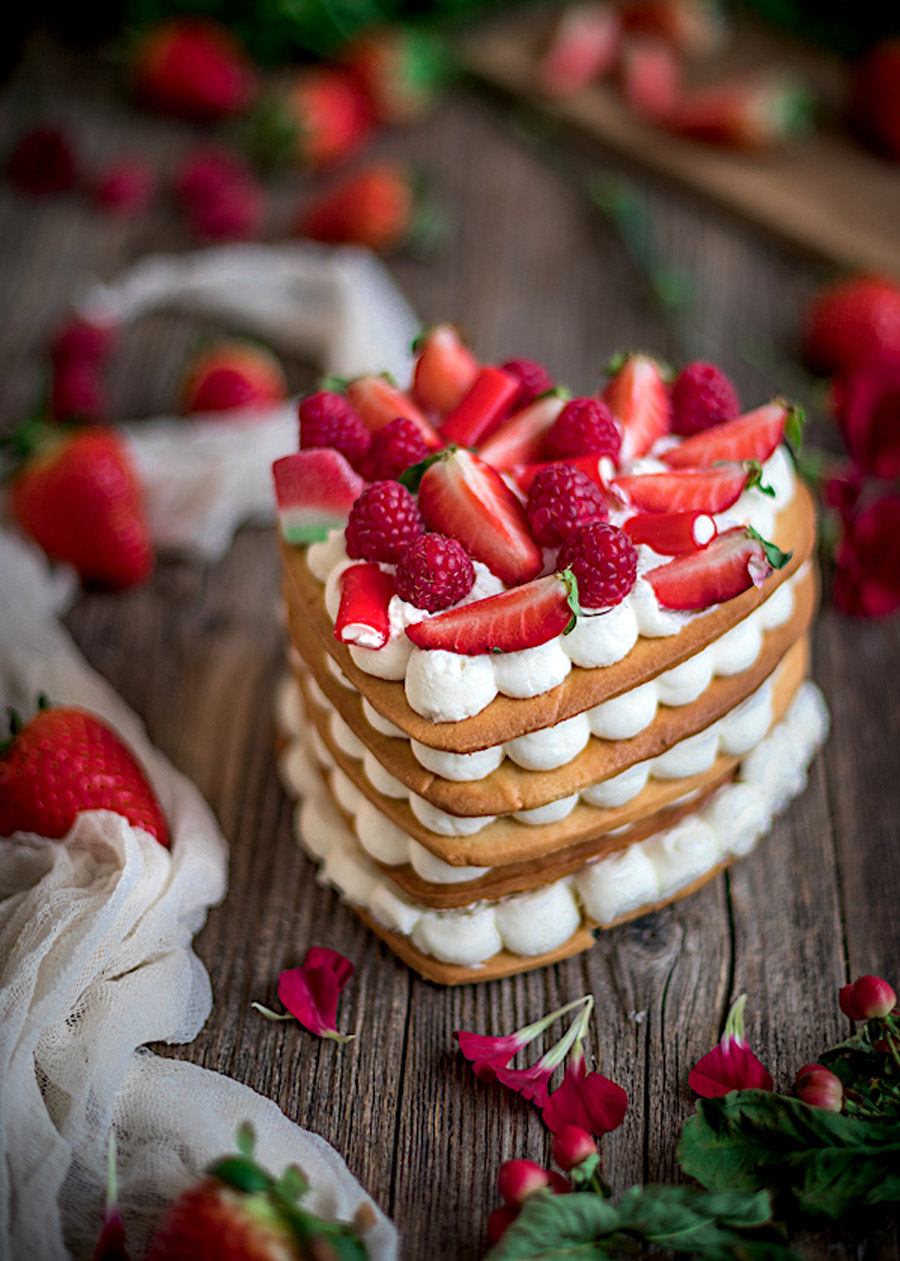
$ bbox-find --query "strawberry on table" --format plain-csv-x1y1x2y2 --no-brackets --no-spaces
478,393,567,469
620,37,682,123
272,449,366,544
805,275,900,375
0,700,169,846
335,563,396,649
343,26,448,124
666,74,812,150
440,365,520,447
10,426,153,588
602,352,671,460
412,324,480,419
624,509,717,554
417,447,543,586
536,2,621,97
663,400,799,468
347,374,439,448
130,18,257,122
182,341,287,416
646,525,790,609
280,68,373,169
613,461,768,513
294,162,416,254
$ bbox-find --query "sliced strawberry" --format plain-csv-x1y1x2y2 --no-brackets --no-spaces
417,447,543,586
412,324,480,419
478,393,567,469
346,374,441,448
602,353,670,460
620,37,682,123
624,510,716,554
406,572,577,654
646,525,790,609
508,453,607,494
612,461,766,513
335,562,396,649
666,75,811,151
440,365,520,447
537,2,622,96
663,400,798,468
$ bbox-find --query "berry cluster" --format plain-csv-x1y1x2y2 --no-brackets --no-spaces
486,1126,600,1245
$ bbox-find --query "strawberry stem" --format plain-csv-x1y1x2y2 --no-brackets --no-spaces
399,446,453,492
744,459,775,498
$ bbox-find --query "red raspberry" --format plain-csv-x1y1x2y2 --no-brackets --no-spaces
345,480,424,563
501,357,556,411
361,416,430,482
544,398,621,461
557,522,638,608
526,464,607,547
396,533,475,611
300,390,372,468
671,362,740,436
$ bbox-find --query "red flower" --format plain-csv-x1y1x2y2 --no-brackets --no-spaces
833,366,900,480
253,946,354,1042
542,1048,628,1137
832,495,900,618
455,995,591,1083
839,974,898,1021
688,994,774,1097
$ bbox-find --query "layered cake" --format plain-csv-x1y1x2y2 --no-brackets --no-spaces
272,331,828,984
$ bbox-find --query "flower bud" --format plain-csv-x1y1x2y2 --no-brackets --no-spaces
839,975,897,1021
486,1204,518,1244
547,1171,571,1195
795,1063,843,1113
551,1124,598,1172
497,1159,550,1207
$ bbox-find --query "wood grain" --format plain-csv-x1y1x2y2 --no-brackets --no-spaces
1,31,899,1260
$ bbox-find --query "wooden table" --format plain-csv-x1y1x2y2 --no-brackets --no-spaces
2,33,899,1260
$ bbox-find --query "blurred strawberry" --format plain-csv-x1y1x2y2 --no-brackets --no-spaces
182,341,287,415
294,162,419,253
174,147,250,206
131,18,257,122
343,26,449,123
832,365,900,480
7,126,79,195
284,68,373,168
620,0,727,55
620,37,682,122
806,275,900,374
51,317,118,366
832,494,900,618
852,40,900,162
9,426,153,588
92,158,156,217
667,74,813,150
51,359,108,423
537,3,621,96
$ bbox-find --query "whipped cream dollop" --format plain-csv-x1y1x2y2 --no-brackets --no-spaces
276,679,829,965
305,446,798,723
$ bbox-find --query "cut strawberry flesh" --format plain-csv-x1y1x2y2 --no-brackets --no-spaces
479,394,567,469
347,375,441,449
440,366,520,447
646,526,781,609
603,353,670,460
412,324,479,419
272,449,366,544
406,574,572,654
624,510,716,554
508,453,607,494
335,563,397,649
612,462,751,513
417,448,543,587
664,401,788,468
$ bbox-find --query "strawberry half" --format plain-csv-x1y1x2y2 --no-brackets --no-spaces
334,563,396,649
478,393,567,469
646,525,790,609
416,447,543,586
346,374,440,448
624,510,717,554
412,324,480,419
613,460,770,513
440,365,519,447
602,352,671,460
406,572,579,654
508,453,607,495
663,400,800,469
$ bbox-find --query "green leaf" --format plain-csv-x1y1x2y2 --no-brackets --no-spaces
744,460,776,498
678,1090,900,1222
746,526,791,571
209,1154,273,1195
783,403,805,451
398,448,450,492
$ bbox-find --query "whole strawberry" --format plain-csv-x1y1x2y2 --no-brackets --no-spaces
131,18,257,122
0,701,169,846
806,275,900,375
343,27,448,124
10,426,153,588
144,1126,368,1260
294,162,416,254
182,341,287,415
285,68,373,169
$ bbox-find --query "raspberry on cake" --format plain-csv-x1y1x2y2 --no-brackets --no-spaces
271,333,826,984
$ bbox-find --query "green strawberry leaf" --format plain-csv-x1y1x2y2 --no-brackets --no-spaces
559,567,584,632
784,403,806,452
746,526,792,570
744,459,776,498
209,1154,273,1195
678,1090,900,1222
399,447,451,492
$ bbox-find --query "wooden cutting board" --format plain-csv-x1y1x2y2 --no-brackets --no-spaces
460,8,900,277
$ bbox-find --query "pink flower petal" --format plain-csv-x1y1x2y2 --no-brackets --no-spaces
455,1030,522,1080
494,1061,555,1108
542,1052,628,1137
688,994,774,1097
263,946,355,1041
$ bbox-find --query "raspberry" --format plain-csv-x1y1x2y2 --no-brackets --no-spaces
345,480,424,563
544,398,621,461
671,362,740,436
300,390,372,468
396,533,475,611
501,357,556,410
557,522,638,608
361,416,430,482
526,464,607,547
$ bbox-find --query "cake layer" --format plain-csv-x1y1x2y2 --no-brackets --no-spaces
281,479,815,752
281,637,809,869
288,567,813,816
281,679,830,983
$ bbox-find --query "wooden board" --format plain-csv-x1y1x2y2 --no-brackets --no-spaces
460,8,900,278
